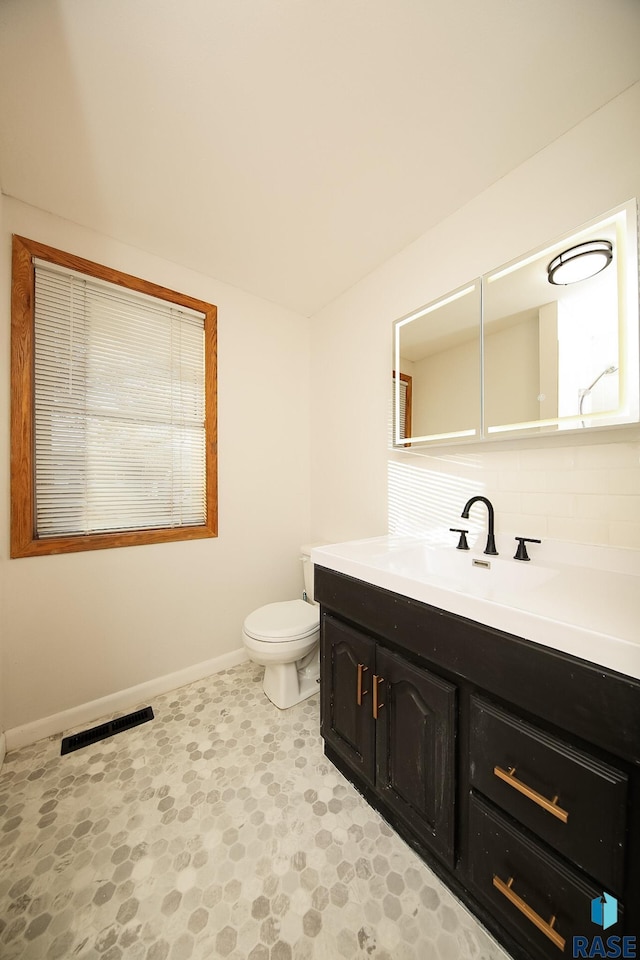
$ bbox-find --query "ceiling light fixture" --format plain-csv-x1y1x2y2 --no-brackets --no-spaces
547,239,613,285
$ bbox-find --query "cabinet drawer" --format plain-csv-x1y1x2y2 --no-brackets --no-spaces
467,795,622,960
469,696,627,893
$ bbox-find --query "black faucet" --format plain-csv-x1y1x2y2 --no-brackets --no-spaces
461,496,498,556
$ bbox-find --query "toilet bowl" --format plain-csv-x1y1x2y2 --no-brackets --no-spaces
242,547,321,709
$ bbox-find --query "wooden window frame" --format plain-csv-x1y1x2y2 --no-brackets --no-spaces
11,235,218,557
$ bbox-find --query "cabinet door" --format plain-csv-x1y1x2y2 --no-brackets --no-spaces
375,647,456,865
321,615,376,787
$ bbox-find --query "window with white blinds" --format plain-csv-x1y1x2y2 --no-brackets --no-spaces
392,372,412,444
397,376,408,441
11,235,217,557
34,261,207,536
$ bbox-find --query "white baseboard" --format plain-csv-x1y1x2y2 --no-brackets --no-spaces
0,732,6,773
5,648,249,753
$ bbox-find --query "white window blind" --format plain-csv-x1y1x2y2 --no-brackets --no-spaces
33,259,207,538
393,374,408,442
398,377,407,441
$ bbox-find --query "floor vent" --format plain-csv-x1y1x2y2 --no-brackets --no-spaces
60,706,154,756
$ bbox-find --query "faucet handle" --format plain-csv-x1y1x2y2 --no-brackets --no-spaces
450,528,470,550
514,537,542,561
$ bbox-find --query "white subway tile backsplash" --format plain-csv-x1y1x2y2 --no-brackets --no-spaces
518,446,576,471
478,449,524,472
604,469,640,495
520,469,632,498
491,490,522,516
498,470,549,493
574,494,640,524
572,441,640,470
571,494,604,520
499,515,548,545
525,491,574,517
390,435,640,549
547,516,610,544
608,521,640,549
547,468,638,495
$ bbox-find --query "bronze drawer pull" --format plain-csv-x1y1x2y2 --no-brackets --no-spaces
373,675,385,719
356,663,369,706
494,766,569,823
493,875,566,951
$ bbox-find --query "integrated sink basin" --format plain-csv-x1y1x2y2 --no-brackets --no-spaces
312,535,640,680
373,540,556,594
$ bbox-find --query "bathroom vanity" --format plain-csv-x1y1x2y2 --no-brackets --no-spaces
314,538,640,960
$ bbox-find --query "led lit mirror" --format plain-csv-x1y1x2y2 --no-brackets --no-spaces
393,280,481,445
483,199,639,436
392,200,638,447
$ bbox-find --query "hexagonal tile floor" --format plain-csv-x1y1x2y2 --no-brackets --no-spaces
0,661,511,959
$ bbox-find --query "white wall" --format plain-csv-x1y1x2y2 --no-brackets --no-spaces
412,337,479,438
484,316,540,429
1,198,311,736
311,82,640,550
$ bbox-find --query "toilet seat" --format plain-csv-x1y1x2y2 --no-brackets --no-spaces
243,599,319,643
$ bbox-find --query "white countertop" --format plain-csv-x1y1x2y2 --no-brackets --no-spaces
312,535,640,681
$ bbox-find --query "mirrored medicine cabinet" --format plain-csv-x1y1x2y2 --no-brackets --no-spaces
393,199,639,446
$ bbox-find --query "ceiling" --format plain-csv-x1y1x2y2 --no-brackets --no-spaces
1,0,639,317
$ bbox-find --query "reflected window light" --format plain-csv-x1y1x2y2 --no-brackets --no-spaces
387,459,484,538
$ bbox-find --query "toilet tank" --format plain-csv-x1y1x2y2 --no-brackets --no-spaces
300,543,324,603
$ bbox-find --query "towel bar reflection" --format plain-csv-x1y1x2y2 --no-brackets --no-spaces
356,663,369,706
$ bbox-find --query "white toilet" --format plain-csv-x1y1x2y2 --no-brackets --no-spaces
242,546,320,709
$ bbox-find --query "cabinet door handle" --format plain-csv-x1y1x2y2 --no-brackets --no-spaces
493,875,565,951
373,675,385,719
493,766,569,823
356,663,369,706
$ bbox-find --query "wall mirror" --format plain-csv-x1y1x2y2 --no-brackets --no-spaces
484,198,639,436
393,280,481,444
392,199,639,446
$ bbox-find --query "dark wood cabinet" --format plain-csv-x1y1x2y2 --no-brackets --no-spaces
468,696,628,896
316,564,640,960
374,646,455,866
321,615,375,786
467,795,608,960
321,614,456,866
